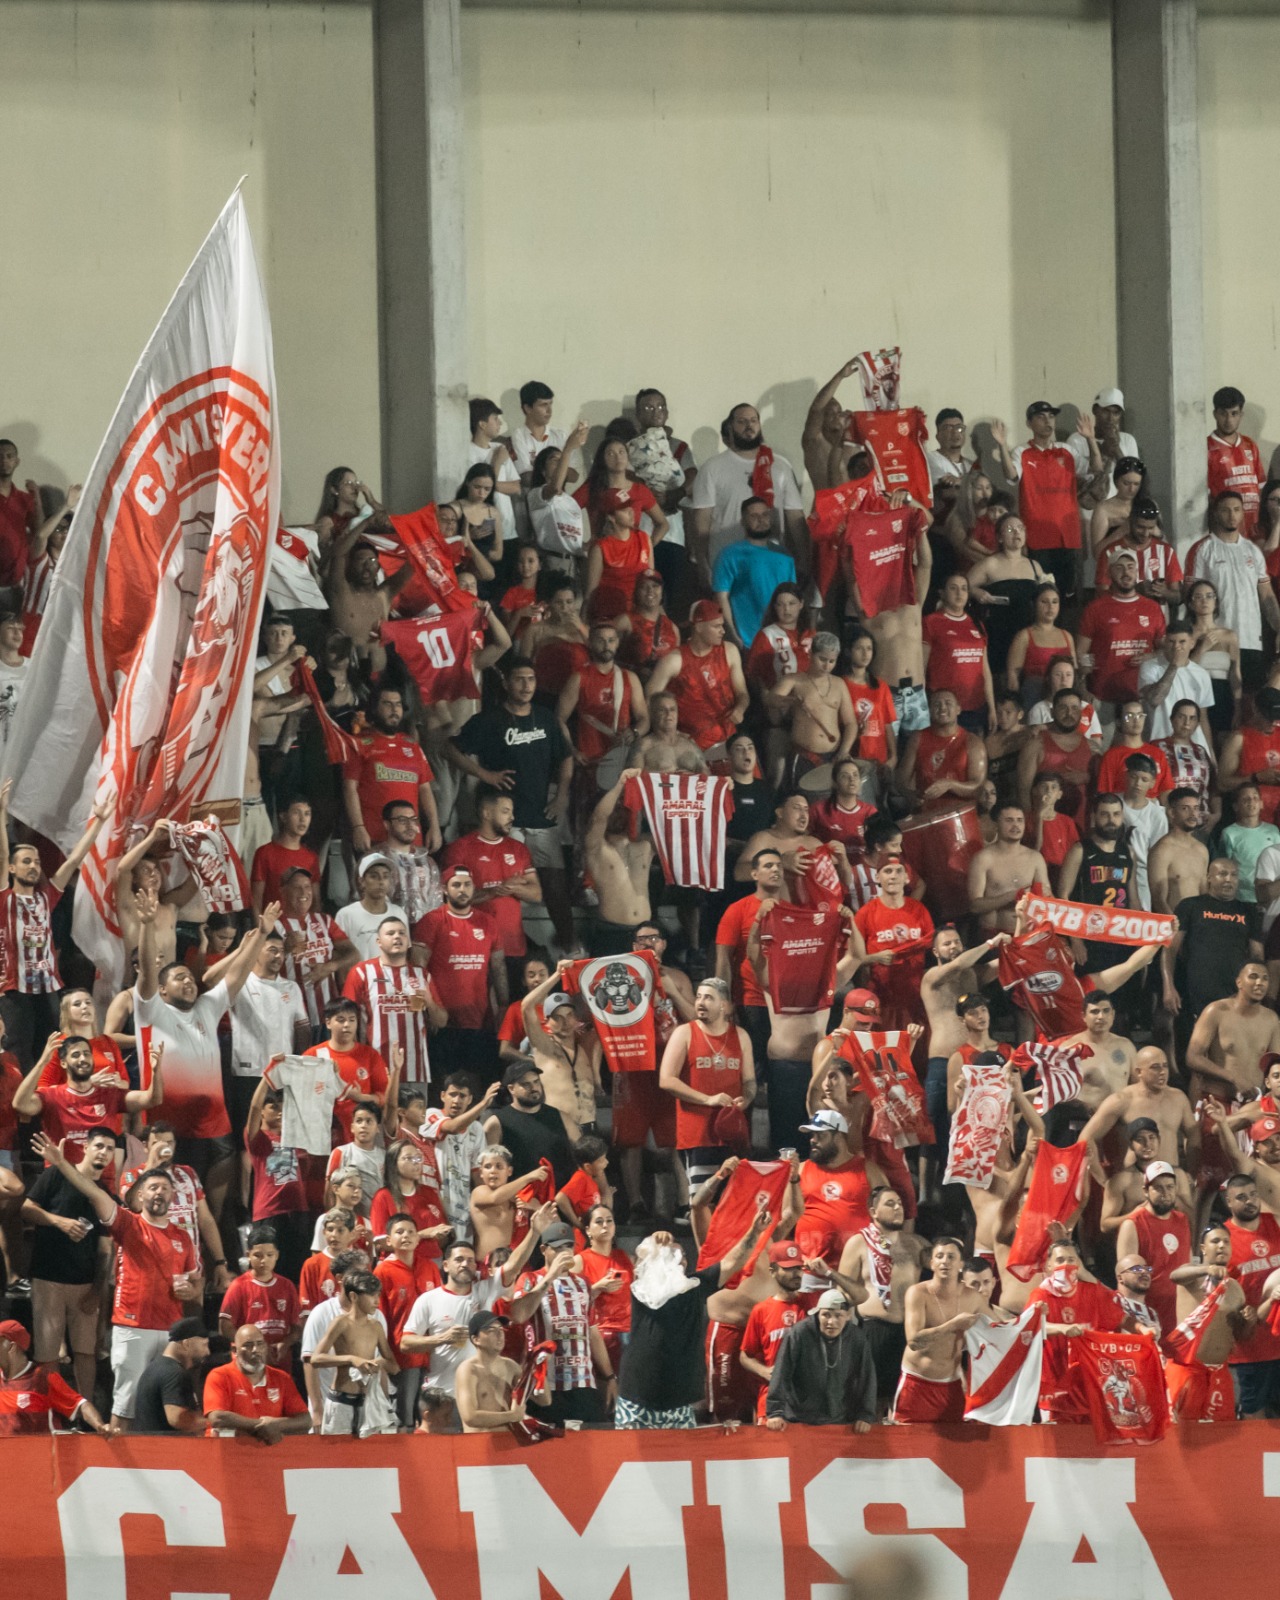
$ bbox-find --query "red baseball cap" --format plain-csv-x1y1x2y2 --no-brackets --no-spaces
768,1241,802,1266
0,1319,30,1351
690,599,723,625
843,988,880,1015
1251,1116,1280,1144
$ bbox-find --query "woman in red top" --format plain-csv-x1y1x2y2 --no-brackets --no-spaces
573,1204,634,1376
574,433,669,543
585,504,654,619
810,757,875,858
38,989,129,1088
843,628,898,769
371,1142,450,1264
746,583,815,689
498,543,543,640
1006,583,1076,706
942,471,998,571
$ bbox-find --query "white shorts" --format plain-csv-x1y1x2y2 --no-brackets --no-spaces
110,1325,169,1418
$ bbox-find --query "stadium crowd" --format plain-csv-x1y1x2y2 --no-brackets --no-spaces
3,365,1280,1441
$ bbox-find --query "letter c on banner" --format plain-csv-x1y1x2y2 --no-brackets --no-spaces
804,1458,968,1600
57,1467,227,1600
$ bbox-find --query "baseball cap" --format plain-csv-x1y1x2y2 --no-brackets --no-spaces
690,599,723,625
540,1221,576,1249
1143,1161,1176,1185
443,863,473,884
356,852,393,878
1026,400,1059,420
169,1317,208,1342
501,1059,541,1088
843,988,880,1016
637,568,663,585
543,992,574,1017
1094,388,1126,408
468,1309,510,1337
1250,1116,1280,1144
815,1289,849,1312
769,1241,802,1266
799,1108,850,1136
0,1319,30,1351
1108,546,1139,566
1126,1117,1159,1140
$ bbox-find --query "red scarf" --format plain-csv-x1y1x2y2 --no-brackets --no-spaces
387,505,473,614
749,445,775,506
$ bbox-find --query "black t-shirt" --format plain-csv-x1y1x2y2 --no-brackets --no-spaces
493,1103,574,1189
1176,894,1261,1006
133,1355,197,1434
726,778,776,846
618,1263,719,1411
453,707,569,830
27,1167,104,1285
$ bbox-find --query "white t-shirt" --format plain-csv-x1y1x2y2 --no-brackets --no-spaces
133,981,229,1139
0,657,26,748
1255,844,1280,934
509,424,568,479
419,1110,487,1232
468,440,520,544
404,1277,502,1394
335,901,409,961
230,972,308,1077
1135,655,1216,742
1066,429,1140,496
925,448,975,484
302,1297,388,1404
690,448,803,564
1121,798,1168,910
1186,535,1267,652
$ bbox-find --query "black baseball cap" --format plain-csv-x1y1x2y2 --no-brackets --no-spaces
1026,401,1060,420
501,1060,541,1088
169,1317,208,1342
1126,1118,1159,1140
468,1310,510,1337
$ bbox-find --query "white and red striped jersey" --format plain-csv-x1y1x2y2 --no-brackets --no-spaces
22,552,53,618
342,957,436,1084
1153,736,1214,804
623,772,734,891
280,911,346,1031
0,884,62,995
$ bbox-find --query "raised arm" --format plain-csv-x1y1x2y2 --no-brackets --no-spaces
221,902,283,1004
715,1206,772,1289
52,793,116,892
31,1133,117,1225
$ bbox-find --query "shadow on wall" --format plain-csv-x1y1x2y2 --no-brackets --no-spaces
0,423,69,505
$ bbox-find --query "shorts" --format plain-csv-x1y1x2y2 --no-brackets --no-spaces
612,1072,675,1149
890,1370,965,1424
110,1325,169,1418
33,1279,100,1362
862,1318,907,1406
176,1134,236,1179
680,1146,730,1187
891,682,929,735
322,1392,366,1436
1167,1359,1233,1423
706,1320,753,1422
1231,1358,1280,1418
513,825,565,871
614,1397,697,1430
587,918,639,958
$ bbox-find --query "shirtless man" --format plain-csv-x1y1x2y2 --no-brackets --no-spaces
455,1310,525,1433
326,524,415,663
584,769,652,951
920,928,1008,1172
733,792,852,905
1100,1117,1193,1232
309,1269,398,1435
897,688,987,813
1062,993,1137,1118
767,632,854,783
635,692,706,774
896,1237,1002,1422
1186,961,1280,1105
521,963,602,1132
469,1146,548,1258
1078,1046,1199,1171
838,1186,929,1413
966,802,1050,934
1148,788,1209,915
1165,1226,1245,1422
801,357,862,490
114,820,194,983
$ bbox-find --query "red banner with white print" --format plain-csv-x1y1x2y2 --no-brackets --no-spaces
1023,893,1176,946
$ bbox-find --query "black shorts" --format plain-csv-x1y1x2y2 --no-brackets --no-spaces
175,1134,236,1179
861,1317,907,1407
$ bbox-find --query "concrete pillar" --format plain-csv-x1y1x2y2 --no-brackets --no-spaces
373,0,468,509
1113,0,1205,551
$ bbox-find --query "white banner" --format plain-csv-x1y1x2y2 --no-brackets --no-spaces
3,187,279,982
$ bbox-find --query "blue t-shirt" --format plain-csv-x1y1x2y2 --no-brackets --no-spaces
710,541,797,645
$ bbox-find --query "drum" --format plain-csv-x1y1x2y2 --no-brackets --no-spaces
797,761,834,797
898,803,983,921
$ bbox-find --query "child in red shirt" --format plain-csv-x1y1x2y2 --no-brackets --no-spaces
555,1135,612,1240
218,1225,302,1366
375,1212,443,1429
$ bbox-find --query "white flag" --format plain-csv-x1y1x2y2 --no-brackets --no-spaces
963,1303,1045,1425
3,188,279,982
268,525,327,611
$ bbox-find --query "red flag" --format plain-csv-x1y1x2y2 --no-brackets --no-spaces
695,1157,789,1288
797,843,845,910
562,950,661,1075
840,1029,933,1150
382,610,482,703
757,903,844,1015
1166,1276,1228,1364
1006,1141,1090,1282
387,505,473,614
292,660,361,766
1074,1329,1170,1444
165,816,251,914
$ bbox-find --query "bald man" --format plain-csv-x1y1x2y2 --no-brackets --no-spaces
1077,1047,1199,1172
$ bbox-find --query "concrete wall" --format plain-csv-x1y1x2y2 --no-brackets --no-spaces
2,0,380,519
462,7,1117,477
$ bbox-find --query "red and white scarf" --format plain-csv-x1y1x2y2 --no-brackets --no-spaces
166,817,251,913
861,1224,894,1310
854,348,902,412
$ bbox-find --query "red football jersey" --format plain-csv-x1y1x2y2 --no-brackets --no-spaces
109,1205,200,1331
998,927,1091,1037
922,610,988,711
1079,593,1166,702
250,841,321,907
342,730,434,842
40,1082,128,1163
714,894,767,1009
413,906,500,1030
844,507,924,617
375,1254,442,1364
371,1183,447,1262
1017,444,1079,551
758,903,843,1016
219,1272,301,1347
1208,432,1263,522
441,831,534,957
844,677,896,765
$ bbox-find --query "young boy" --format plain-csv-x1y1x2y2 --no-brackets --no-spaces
244,1078,311,1283
326,1102,385,1209
305,998,389,1143
309,1269,399,1436
422,1071,499,1234
470,1145,548,1258
299,1208,356,1312
1026,770,1078,873
218,1224,302,1367
455,1309,526,1433
555,1135,612,1230
375,1212,442,1431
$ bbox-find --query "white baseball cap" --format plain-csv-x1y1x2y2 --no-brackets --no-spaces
357,852,393,878
1143,1160,1176,1185
800,1109,850,1136
1095,388,1126,408
816,1289,850,1312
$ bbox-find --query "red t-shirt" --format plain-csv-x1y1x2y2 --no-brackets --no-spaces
1026,811,1079,870
41,1082,128,1163
557,1168,600,1223
219,1272,301,1347
1079,593,1166,703
0,484,35,587
741,1291,820,1415
715,894,768,1009
0,1054,23,1150
0,1364,85,1435
1018,444,1080,551
852,895,934,1025
573,479,659,539
109,1204,200,1330
375,1254,442,1363
809,799,875,857
844,678,896,765
844,507,923,616
342,731,434,842
441,831,534,958
1094,741,1173,798
413,905,500,1030
1027,1273,1125,1403
299,1250,342,1313
245,1127,308,1219
250,841,320,906
497,998,526,1045
758,902,843,1016
1207,433,1263,522
577,1246,634,1338
202,1362,308,1428
922,610,989,711
370,1183,447,1262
